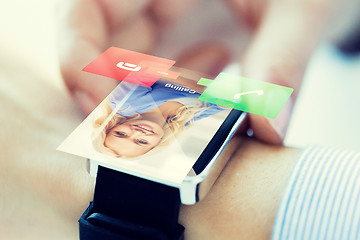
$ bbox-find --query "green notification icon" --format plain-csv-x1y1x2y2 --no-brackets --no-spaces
198,72,294,119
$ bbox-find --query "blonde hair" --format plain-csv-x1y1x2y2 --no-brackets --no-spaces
92,99,210,158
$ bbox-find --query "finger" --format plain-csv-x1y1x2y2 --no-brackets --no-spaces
96,0,151,31
108,15,157,51
224,0,267,30
58,0,150,43
60,17,157,115
175,42,231,78
241,1,339,144
58,0,153,114
149,0,197,27
164,43,231,94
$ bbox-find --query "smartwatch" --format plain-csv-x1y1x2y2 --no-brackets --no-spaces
56,46,292,239
58,47,292,239
79,109,247,240
55,48,249,239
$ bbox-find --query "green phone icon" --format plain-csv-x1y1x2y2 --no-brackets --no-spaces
198,72,293,119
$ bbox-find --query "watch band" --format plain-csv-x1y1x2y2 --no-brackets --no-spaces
79,165,184,240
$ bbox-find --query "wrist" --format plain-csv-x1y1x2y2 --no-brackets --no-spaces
179,136,301,239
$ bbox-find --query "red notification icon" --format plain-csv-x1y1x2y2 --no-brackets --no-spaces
82,47,176,87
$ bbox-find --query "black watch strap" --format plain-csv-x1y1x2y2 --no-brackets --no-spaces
79,166,184,240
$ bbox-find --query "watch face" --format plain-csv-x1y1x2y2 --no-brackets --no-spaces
58,78,233,187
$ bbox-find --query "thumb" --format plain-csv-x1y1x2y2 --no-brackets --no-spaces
242,1,335,144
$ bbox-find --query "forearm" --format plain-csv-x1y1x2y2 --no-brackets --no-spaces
179,137,301,240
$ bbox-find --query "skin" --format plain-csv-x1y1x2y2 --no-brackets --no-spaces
58,0,345,145
104,100,184,157
180,138,300,240
3,0,356,236
1,48,301,239
105,120,164,157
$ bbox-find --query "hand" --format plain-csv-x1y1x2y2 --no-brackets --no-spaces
58,0,230,115
58,0,343,145
225,0,342,144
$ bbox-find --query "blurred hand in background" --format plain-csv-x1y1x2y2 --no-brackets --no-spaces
225,0,344,143
58,0,345,144
58,0,229,114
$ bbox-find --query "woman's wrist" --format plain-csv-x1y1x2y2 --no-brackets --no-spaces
180,136,301,239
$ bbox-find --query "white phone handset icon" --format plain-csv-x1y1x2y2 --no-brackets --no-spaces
233,90,264,100
116,62,142,72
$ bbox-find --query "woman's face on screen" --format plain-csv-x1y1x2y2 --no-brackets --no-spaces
104,120,164,157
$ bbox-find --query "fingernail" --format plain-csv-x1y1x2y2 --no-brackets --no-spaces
268,96,294,139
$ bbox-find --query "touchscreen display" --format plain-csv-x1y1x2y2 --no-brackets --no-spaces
58,78,232,187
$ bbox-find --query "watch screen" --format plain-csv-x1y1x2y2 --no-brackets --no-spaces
58,78,232,187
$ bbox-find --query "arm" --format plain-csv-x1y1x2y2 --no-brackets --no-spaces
180,137,301,239
0,35,303,238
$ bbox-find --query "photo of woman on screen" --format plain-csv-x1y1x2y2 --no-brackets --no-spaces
92,80,225,158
